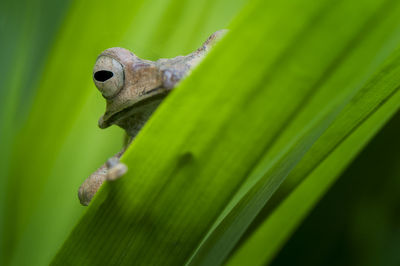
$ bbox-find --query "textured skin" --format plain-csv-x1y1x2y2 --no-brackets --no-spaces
78,30,227,205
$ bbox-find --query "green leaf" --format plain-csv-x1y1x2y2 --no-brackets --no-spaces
51,0,400,265
226,50,400,266
2,0,245,265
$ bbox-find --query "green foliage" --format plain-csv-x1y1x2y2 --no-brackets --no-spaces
1,0,400,265
270,113,400,266
226,51,400,266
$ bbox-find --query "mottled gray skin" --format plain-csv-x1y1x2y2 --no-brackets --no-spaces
78,30,227,206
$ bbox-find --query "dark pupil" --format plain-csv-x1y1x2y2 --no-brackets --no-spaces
94,70,114,82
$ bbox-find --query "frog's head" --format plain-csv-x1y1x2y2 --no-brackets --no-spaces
93,47,170,130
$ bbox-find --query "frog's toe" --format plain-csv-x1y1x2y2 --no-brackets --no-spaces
78,169,107,206
107,162,128,181
203,29,228,49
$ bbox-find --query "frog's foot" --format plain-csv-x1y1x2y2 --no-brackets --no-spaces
78,158,127,206
78,166,108,206
106,157,128,181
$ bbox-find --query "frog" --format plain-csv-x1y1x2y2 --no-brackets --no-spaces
78,30,227,206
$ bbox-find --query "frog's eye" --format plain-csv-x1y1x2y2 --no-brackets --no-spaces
93,56,124,98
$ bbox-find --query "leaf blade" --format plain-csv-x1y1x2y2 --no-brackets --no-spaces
52,0,400,265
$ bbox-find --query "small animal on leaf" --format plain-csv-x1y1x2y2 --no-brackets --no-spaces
78,30,227,206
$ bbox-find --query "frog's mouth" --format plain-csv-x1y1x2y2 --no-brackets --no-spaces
98,89,169,129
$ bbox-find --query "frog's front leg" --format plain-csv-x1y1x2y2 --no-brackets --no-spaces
78,149,127,206
159,30,228,89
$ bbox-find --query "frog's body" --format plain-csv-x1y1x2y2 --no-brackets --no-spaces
78,30,227,206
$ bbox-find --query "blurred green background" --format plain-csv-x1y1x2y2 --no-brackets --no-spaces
1,0,399,265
